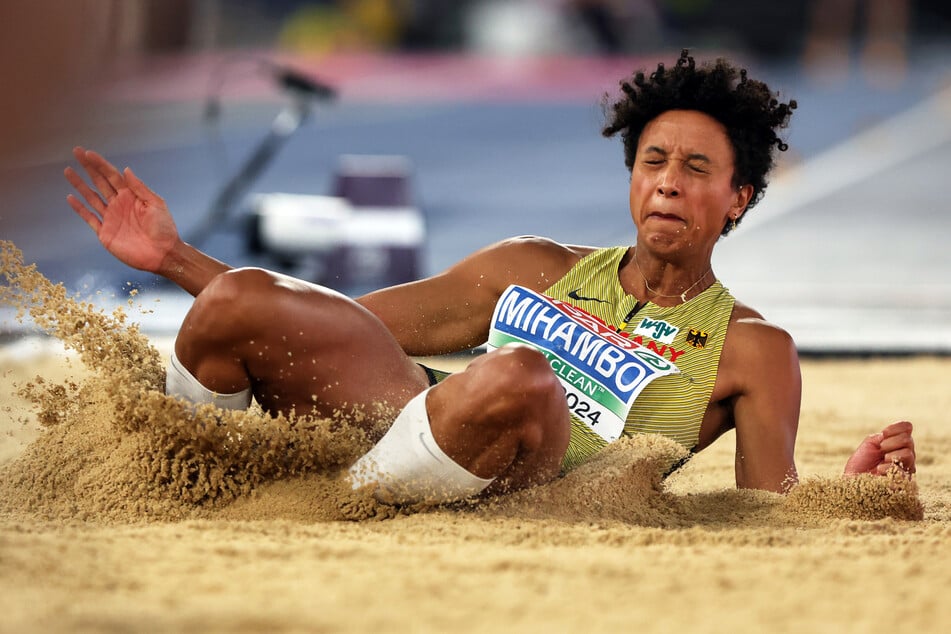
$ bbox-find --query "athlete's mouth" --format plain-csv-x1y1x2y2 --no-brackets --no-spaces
647,211,686,223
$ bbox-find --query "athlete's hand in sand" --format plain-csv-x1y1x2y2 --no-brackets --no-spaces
843,421,916,477
65,147,180,274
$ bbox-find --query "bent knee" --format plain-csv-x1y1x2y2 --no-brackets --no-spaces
183,268,277,340
485,346,569,454
200,267,275,303
484,344,561,397
467,345,567,433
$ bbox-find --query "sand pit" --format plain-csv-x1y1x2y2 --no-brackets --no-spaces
2,239,950,632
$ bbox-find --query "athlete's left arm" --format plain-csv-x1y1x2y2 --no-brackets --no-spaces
726,312,917,493
724,314,802,493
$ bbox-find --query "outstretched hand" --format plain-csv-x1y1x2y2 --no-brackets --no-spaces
844,421,916,477
65,147,181,273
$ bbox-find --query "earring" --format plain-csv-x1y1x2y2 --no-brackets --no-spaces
731,216,737,232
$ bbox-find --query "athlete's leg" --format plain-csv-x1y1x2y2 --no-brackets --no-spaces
426,343,570,493
172,267,429,422
174,269,568,499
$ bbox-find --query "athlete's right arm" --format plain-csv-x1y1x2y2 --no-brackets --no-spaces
358,236,586,357
64,147,585,353
65,147,229,297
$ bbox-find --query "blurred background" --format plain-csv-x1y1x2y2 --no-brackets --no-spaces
2,0,950,352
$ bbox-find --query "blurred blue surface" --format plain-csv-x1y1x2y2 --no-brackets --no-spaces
2,49,950,351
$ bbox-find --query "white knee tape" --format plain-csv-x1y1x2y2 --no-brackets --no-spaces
348,387,494,505
166,352,252,411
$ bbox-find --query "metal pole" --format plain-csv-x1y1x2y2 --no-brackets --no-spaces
186,97,311,248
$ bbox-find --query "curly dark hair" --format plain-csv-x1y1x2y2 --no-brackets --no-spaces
602,49,796,234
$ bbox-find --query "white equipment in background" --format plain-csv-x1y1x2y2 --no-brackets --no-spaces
245,154,425,289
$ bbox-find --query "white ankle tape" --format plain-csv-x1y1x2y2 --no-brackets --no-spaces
348,387,494,505
166,352,252,410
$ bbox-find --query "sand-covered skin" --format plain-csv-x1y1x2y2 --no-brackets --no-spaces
2,239,950,632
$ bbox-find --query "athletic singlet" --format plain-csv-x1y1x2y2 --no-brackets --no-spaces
420,246,736,472
544,247,735,470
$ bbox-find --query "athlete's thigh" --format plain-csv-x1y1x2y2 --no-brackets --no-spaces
238,274,429,420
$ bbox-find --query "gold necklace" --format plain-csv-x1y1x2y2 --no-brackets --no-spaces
633,249,713,304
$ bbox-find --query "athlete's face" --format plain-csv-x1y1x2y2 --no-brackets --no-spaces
629,110,752,257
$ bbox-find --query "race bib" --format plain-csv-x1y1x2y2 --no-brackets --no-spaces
487,285,679,442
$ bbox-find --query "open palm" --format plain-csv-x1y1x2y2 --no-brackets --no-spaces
65,147,180,273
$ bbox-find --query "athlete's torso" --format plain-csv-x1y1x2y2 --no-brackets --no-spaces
544,246,736,470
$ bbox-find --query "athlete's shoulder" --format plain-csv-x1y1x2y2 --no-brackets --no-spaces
727,299,798,357
717,298,800,403
477,236,597,290
491,235,596,259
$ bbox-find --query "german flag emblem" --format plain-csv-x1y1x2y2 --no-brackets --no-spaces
686,328,708,349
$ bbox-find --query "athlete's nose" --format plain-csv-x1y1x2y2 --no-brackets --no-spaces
657,168,681,197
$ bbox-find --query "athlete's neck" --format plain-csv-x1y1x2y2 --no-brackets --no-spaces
620,246,715,305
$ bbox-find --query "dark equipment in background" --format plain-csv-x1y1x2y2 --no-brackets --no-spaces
195,57,426,292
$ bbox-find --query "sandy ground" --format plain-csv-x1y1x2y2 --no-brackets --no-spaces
1,243,950,633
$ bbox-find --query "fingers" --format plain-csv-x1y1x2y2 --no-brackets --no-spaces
880,431,914,454
861,431,885,449
65,146,125,236
848,421,917,477
66,193,102,234
124,167,164,205
875,421,916,475
881,420,915,473
64,165,106,214
882,420,913,438
84,149,126,193
876,447,916,475
879,426,916,474
65,159,106,234
72,146,120,199
68,147,163,210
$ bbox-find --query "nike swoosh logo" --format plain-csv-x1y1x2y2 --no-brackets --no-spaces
567,289,611,304
419,433,445,464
